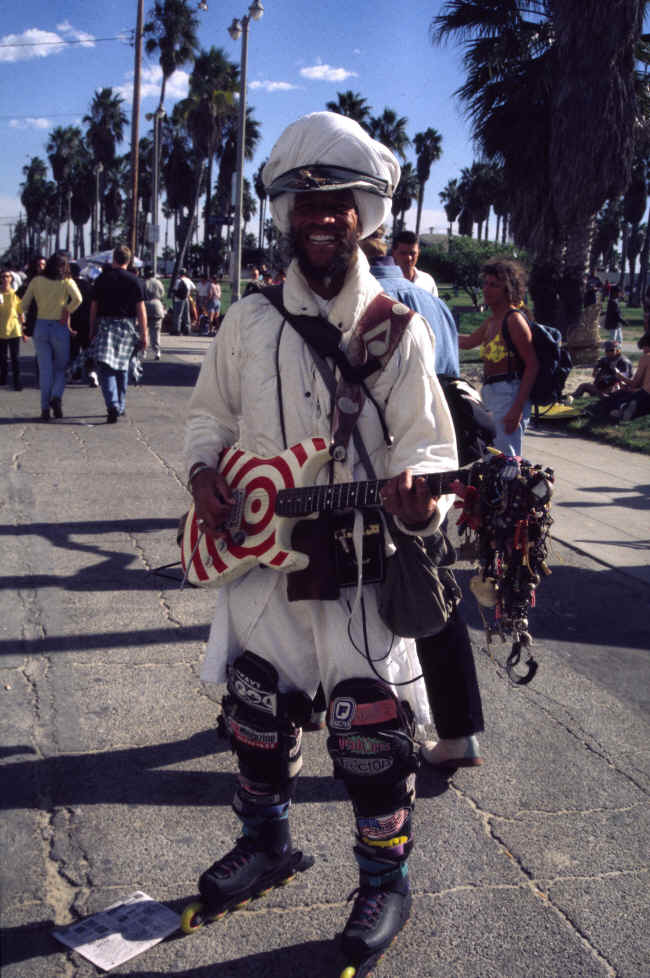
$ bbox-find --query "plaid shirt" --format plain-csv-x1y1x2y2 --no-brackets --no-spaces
91,317,140,371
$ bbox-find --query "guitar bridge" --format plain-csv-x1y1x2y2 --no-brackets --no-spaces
225,489,246,545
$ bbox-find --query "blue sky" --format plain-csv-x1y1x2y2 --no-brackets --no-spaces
0,0,477,254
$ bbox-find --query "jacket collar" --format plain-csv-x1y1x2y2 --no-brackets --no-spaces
282,248,383,337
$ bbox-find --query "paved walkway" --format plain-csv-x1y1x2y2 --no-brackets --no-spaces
1,338,648,978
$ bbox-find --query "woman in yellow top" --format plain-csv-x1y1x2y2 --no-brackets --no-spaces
21,254,82,421
0,270,26,390
459,259,538,456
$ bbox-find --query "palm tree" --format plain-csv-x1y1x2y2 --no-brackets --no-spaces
84,88,128,245
432,0,646,333
439,178,463,236
325,90,372,131
458,162,494,240
170,47,239,286
413,127,442,236
144,0,200,262
46,126,85,251
188,47,239,257
214,106,261,250
254,159,268,250
20,157,54,256
548,0,644,325
391,163,419,237
144,0,200,113
369,108,410,162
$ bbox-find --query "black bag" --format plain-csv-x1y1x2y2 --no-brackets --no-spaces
502,311,572,407
439,376,495,465
378,525,460,638
175,278,189,300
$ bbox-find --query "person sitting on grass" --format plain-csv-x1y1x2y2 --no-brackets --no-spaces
608,332,650,421
573,340,632,399
587,332,650,422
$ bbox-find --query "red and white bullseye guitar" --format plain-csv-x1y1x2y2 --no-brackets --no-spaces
180,437,462,588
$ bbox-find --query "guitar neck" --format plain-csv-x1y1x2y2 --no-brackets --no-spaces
275,469,464,518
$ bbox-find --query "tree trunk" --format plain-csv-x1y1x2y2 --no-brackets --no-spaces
637,216,650,308
561,216,595,338
169,164,206,296
204,154,213,274
415,185,424,237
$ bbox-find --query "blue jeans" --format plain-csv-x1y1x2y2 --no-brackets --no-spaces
482,378,531,457
97,362,129,415
33,319,70,410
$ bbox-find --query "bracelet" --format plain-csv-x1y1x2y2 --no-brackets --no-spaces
187,462,211,491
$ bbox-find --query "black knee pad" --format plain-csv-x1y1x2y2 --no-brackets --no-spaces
221,650,311,791
326,678,418,818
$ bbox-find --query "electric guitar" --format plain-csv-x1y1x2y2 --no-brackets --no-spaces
180,437,466,588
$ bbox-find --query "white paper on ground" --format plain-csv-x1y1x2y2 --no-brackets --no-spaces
53,891,180,971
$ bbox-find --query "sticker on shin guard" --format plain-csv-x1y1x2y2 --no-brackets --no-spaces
223,651,304,785
326,678,418,788
357,809,410,842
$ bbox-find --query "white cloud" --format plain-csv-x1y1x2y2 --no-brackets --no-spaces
117,64,190,104
57,21,95,47
250,80,299,92
0,24,95,62
9,117,51,130
300,64,358,83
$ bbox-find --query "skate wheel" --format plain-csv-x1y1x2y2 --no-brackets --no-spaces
340,968,357,978
180,901,205,933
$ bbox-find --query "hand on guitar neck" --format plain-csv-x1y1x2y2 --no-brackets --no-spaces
381,469,439,530
191,467,234,538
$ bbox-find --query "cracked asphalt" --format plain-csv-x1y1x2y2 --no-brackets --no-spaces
1,336,648,977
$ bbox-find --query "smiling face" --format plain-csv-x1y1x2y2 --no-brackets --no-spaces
289,189,360,292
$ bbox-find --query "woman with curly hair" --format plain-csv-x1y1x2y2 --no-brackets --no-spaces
459,258,538,456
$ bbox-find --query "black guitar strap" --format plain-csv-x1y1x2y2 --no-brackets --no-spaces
261,285,378,479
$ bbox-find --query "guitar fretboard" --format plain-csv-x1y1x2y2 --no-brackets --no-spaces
275,471,462,517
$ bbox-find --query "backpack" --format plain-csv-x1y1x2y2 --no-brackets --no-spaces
175,278,189,300
439,376,495,466
502,310,572,407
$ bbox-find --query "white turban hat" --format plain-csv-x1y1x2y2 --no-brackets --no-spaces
263,111,400,236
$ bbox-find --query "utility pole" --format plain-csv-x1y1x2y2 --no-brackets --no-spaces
129,0,144,257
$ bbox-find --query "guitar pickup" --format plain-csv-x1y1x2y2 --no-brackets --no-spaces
225,489,246,544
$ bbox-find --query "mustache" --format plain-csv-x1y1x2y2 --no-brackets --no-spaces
288,228,359,281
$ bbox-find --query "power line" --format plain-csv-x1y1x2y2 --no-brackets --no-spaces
0,34,130,49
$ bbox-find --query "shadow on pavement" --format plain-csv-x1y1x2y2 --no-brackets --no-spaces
0,730,369,813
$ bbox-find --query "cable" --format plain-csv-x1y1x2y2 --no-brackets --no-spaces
0,35,130,49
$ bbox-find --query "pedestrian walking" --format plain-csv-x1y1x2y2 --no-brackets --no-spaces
20,254,82,421
88,244,147,423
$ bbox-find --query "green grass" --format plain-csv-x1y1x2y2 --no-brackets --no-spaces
562,401,650,455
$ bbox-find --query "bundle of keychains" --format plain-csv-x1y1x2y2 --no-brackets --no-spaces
452,450,555,685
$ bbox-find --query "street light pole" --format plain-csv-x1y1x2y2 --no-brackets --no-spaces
151,107,165,276
228,1,264,303
129,0,144,258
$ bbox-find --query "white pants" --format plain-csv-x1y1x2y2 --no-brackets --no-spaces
201,569,431,724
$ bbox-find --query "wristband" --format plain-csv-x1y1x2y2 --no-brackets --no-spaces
187,462,211,491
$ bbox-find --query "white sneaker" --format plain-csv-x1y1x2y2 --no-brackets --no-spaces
420,735,483,770
154,351,161,360
88,372,99,388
